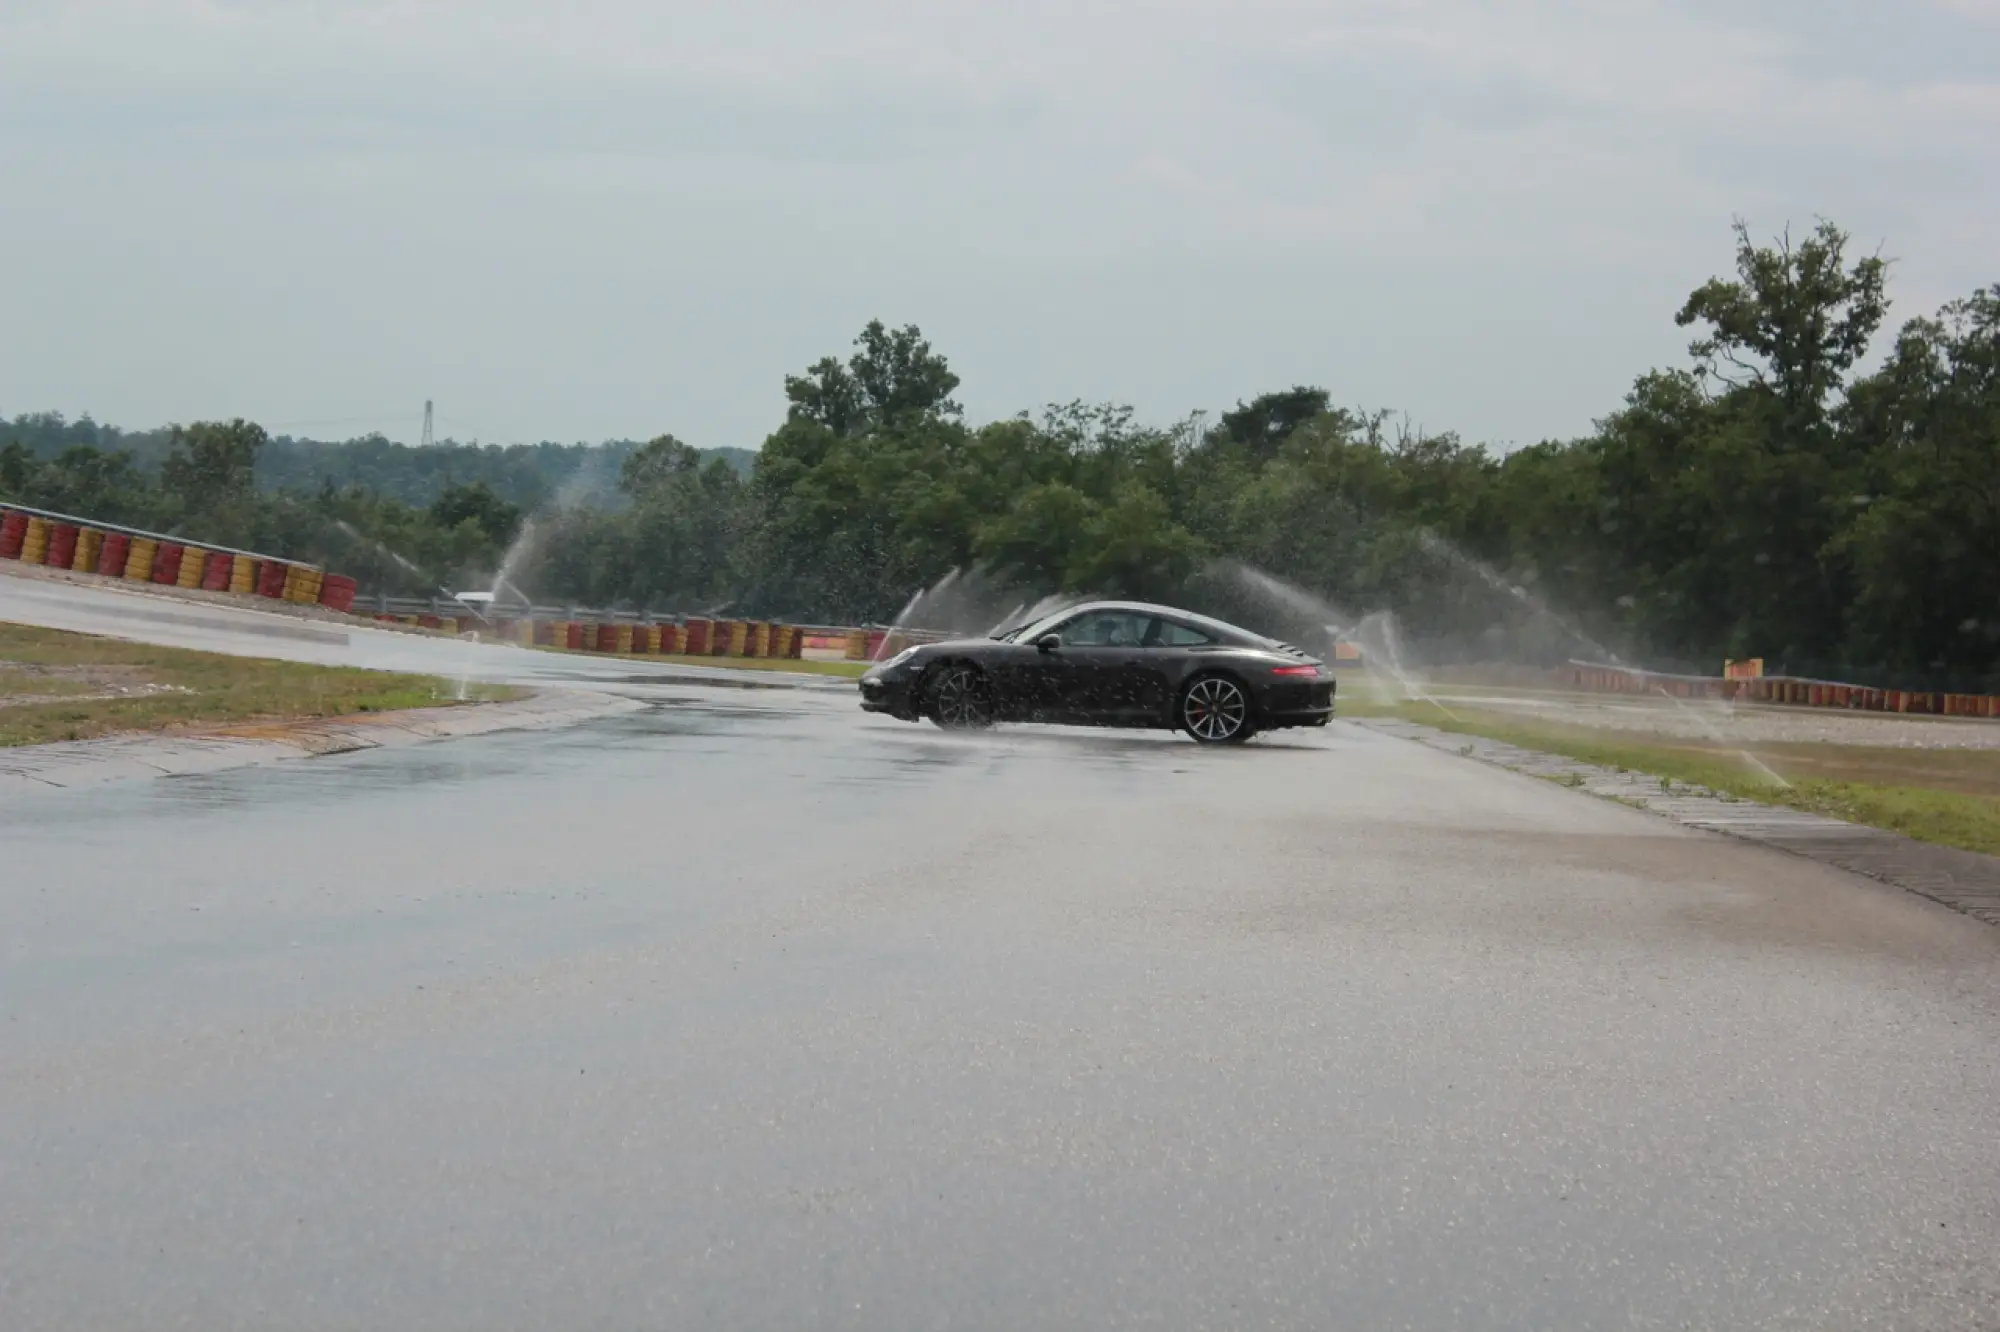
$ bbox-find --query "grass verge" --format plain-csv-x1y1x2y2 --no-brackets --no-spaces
0,622,520,748
1372,695,2000,858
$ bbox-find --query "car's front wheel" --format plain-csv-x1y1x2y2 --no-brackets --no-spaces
1180,674,1254,744
927,663,994,730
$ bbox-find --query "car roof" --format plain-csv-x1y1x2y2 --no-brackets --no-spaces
1056,600,1279,648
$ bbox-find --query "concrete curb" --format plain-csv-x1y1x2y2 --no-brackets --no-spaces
0,690,645,796
1358,717,2000,928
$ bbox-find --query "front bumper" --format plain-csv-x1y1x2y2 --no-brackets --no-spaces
858,671,922,721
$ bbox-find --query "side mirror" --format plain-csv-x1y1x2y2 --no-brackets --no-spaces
1035,633,1062,653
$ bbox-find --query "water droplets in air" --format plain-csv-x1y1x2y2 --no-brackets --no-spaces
1221,562,1457,718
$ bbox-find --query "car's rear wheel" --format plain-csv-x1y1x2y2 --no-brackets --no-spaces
1180,674,1254,744
927,663,994,730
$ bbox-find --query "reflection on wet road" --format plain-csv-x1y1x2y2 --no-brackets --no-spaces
5,606,2000,1326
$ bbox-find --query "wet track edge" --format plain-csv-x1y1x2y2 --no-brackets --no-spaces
1361,717,2000,927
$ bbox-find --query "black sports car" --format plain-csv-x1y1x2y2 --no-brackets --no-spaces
858,600,1335,744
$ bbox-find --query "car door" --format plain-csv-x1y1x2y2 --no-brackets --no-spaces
1046,611,1159,719
987,638,1065,720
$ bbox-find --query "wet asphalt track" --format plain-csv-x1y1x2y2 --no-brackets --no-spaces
4,575,2000,1330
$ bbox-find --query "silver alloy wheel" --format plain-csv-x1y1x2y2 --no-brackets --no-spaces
1182,675,1250,743
931,665,993,729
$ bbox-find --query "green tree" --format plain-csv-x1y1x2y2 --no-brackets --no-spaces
1677,219,1889,425
161,419,266,510
619,434,703,496
1215,386,1331,462
429,482,522,546
0,443,159,526
783,320,961,437
1067,483,1204,598
1838,285,2000,676
974,482,1100,590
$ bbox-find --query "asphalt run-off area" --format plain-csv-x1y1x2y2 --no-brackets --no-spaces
4,574,1999,1330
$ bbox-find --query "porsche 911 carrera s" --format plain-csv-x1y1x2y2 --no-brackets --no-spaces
858,600,1333,744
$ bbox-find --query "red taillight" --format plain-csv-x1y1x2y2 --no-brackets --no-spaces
1270,664,1320,677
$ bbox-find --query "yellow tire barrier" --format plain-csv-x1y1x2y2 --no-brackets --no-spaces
614,623,635,654
844,628,869,660
177,547,206,588
75,528,104,573
281,565,325,605
20,516,50,565
229,554,255,594
125,536,157,582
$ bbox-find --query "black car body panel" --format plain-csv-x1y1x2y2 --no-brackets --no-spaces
858,600,1334,737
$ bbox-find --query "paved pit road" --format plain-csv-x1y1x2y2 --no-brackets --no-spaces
3,583,2000,1328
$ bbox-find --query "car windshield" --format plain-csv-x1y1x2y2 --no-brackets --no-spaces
998,609,1073,642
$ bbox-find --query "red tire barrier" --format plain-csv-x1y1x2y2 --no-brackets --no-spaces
257,559,289,598
595,624,617,653
565,622,584,650
0,510,25,559
202,551,233,590
318,572,357,613
96,530,131,577
46,523,80,569
683,618,711,655
657,623,681,654
864,630,887,660
151,541,184,585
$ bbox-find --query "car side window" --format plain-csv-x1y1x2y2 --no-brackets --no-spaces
1058,612,1154,648
1155,620,1215,647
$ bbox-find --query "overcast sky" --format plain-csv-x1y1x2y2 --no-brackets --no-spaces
3,1,1995,452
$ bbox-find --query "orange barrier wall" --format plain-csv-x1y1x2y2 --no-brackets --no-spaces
1567,663,1997,720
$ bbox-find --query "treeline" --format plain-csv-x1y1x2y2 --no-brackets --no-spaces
4,220,1996,686
0,420,530,597
0,414,753,509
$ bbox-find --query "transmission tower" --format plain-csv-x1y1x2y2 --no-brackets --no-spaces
421,399,434,449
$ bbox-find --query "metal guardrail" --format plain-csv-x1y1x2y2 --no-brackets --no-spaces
0,498,324,572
